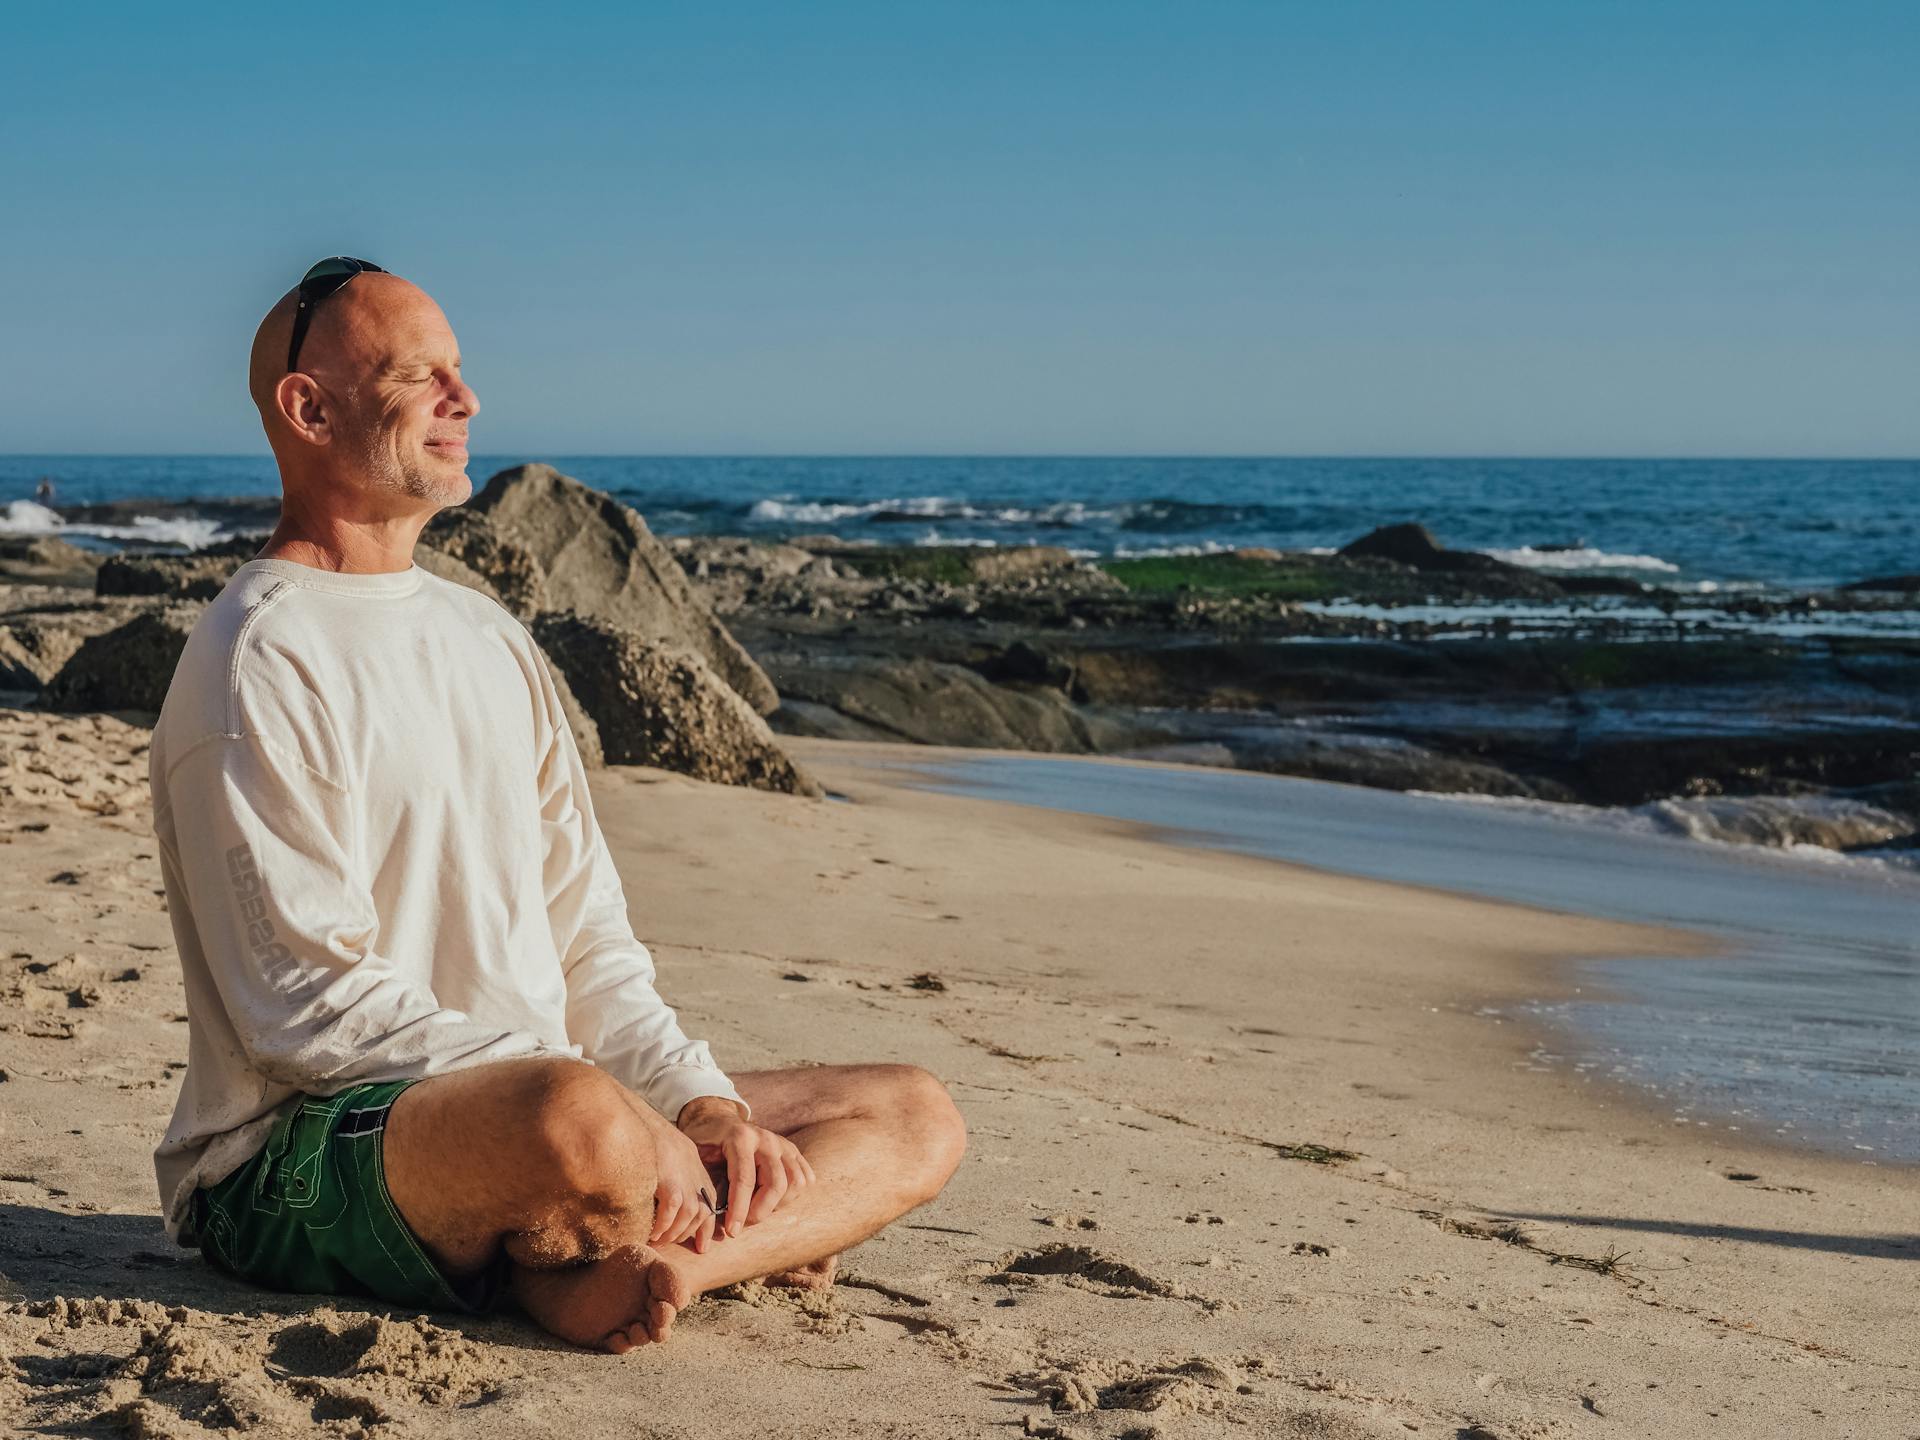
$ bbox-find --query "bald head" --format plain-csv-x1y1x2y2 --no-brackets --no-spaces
250,271,449,417
248,267,479,517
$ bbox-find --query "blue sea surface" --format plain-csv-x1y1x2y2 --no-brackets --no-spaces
3,454,1916,594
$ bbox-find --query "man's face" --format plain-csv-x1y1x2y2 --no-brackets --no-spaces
303,276,481,510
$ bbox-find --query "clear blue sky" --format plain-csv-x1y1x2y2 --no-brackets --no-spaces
1,1,1914,456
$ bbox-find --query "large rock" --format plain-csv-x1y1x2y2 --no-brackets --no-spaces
1339,522,1520,576
0,600,161,693
0,535,102,587
96,542,250,600
418,508,545,613
532,613,817,796
766,656,1099,752
45,604,204,713
430,465,779,714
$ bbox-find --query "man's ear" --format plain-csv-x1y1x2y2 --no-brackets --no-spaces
274,373,333,446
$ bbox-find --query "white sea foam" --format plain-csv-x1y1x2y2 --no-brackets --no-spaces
0,498,227,550
1486,544,1681,573
747,495,1141,528
1108,540,1243,559
1408,789,1915,868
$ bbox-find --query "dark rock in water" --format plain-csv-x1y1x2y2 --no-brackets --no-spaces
1839,574,1920,594
45,605,204,713
1223,733,1577,802
1338,521,1449,566
1556,575,1653,597
766,655,1100,752
531,613,817,796
0,536,102,587
433,464,779,714
96,543,251,600
1338,522,1522,576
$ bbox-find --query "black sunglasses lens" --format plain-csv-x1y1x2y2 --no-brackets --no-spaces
288,257,388,370
298,256,386,292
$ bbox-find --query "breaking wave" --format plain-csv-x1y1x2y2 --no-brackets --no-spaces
0,498,229,551
1412,789,1918,870
1486,544,1681,573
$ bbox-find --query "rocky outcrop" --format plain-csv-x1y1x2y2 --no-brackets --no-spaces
765,655,1101,753
432,465,779,714
0,536,102,588
1840,574,1920,594
1,598,160,693
96,541,251,600
1339,522,1522,576
418,508,544,614
537,649,604,771
531,613,817,796
44,605,204,714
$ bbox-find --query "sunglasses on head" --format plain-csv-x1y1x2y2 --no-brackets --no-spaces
286,256,387,373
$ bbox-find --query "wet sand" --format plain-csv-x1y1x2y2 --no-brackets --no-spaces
2,714,1914,1437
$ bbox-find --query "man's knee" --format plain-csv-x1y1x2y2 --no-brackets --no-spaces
872,1064,967,1198
521,1061,657,1201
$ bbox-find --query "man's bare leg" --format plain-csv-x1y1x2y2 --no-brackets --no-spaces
595,1063,967,1352
381,1057,964,1352
382,1057,679,1349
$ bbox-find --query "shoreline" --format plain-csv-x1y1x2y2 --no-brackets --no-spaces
830,741,1918,1168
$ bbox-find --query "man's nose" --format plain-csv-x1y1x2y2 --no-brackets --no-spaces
440,376,480,420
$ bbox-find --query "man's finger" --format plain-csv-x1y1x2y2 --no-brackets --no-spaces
725,1140,756,1239
653,1188,690,1245
751,1146,788,1223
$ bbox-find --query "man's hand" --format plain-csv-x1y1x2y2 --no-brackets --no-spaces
676,1096,816,1240
641,1111,723,1253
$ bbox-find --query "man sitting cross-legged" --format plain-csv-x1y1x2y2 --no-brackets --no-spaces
149,256,966,1351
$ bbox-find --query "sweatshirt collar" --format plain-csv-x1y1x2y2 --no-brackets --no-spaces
240,556,425,598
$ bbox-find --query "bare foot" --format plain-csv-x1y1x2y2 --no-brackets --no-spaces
604,1246,697,1353
511,1245,697,1352
763,1253,839,1292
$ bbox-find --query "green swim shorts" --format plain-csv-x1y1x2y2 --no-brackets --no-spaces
191,1079,502,1314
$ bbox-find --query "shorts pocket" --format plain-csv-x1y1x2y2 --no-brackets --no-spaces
264,1098,348,1228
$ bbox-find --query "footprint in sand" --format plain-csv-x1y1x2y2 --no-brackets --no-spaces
978,1244,1214,1307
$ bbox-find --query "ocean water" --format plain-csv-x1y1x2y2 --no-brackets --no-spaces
3,454,1917,594
908,755,1920,1165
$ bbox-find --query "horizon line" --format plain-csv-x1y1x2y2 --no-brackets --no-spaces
3,451,1917,465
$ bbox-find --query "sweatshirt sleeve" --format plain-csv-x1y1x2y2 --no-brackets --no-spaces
531,652,748,1122
158,720,572,1094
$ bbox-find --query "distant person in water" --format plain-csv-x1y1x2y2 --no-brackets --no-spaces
34,477,54,504
146,256,966,1352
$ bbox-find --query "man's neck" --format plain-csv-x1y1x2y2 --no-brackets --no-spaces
258,504,432,575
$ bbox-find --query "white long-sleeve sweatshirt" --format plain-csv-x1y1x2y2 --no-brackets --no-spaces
149,556,744,1243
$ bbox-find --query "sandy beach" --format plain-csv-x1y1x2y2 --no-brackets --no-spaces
2,712,1914,1438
